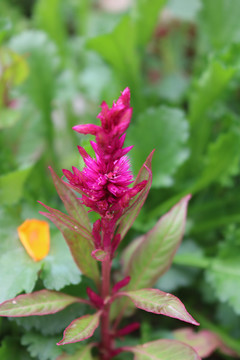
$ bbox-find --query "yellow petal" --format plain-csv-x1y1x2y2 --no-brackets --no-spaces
17,219,50,261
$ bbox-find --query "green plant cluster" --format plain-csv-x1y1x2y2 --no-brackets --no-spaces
0,0,240,359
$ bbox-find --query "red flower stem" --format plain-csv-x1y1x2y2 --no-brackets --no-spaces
100,255,112,360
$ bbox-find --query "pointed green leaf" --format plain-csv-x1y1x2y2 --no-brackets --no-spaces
58,312,101,345
133,0,167,47
193,131,240,192
57,345,94,360
117,150,154,240
122,289,199,325
0,290,80,317
40,212,100,285
49,167,91,233
124,195,191,290
87,15,140,90
125,339,201,360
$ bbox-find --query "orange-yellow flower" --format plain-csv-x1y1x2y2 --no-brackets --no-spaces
17,219,50,261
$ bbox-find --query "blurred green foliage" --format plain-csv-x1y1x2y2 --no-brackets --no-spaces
0,0,240,359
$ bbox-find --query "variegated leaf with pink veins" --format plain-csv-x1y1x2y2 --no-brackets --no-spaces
122,194,191,290
58,312,101,345
124,339,201,360
0,290,82,317
120,288,199,325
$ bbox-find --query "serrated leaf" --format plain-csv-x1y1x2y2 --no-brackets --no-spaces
49,167,91,233
122,289,198,325
21,333,62,360
40,232,81,291
58,312,101,345
200,0,240,49
117,151,154,240
127,107,189,188
57,345,93,360
206,258,240,314
40,213,99,286
174,328,239,358
125,339,201,360
194,131,240,191
0,290,80,317
124,195,191,290
189,55,237,159
0,225,41,303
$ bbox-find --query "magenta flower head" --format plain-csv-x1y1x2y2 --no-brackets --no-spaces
62,88,146,218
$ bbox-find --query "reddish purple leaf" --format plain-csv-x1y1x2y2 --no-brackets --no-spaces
174,328,239,358
117,150,154,240
112,276,131,294
0,290,81,317
40,212,99,285
124,339,201,360
58,312,101,345
49,167,91,233
122,288,199,325
39,202,92,241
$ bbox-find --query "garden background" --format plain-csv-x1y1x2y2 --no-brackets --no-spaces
0,0,240,359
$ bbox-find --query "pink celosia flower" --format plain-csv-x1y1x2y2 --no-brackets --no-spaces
63,88,145,217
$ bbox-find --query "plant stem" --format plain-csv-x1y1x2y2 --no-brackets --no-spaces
100,255,112,360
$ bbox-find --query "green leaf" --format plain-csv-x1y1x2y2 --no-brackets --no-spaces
0,224,41,303
133,0,167,46
123,195,191,290
200,0,240,49
127,106,189,188
125,339,201,360
40,232,81,291
49,167,92,233
33,0,67,56
206,258,240,315
40,212,100,286
117,150,154,240
122,288,199,325
57,345,94,360
0,166,33,205
189,56,237,158
0,290,80,317
87,16,140,90
0,338,31,360
21,333,62,360
58,312,101,345
193,130,240,192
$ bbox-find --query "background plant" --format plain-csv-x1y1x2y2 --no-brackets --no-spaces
0,0,240,359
